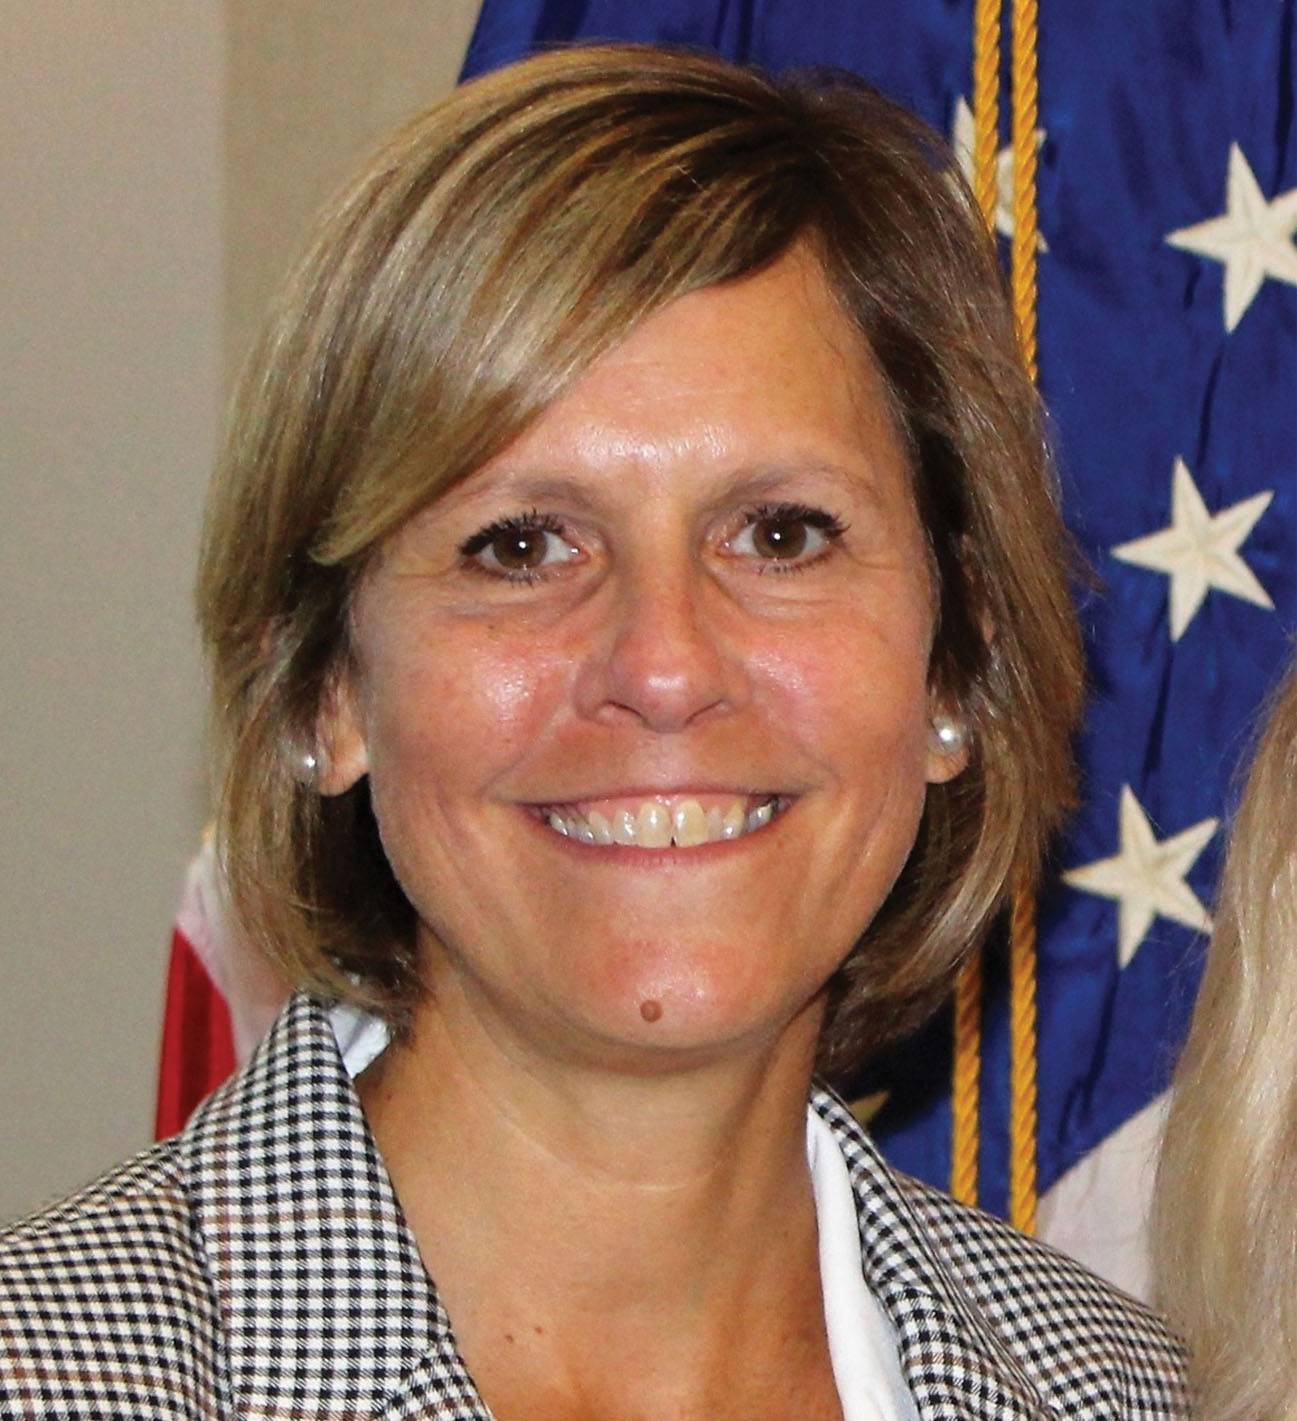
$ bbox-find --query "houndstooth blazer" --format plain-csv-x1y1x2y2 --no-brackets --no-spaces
0,994,1189,1418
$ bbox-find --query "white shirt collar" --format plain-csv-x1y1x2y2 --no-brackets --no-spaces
806,1105,918,1421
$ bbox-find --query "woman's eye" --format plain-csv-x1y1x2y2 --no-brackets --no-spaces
726,504,846,567
460,514,580,579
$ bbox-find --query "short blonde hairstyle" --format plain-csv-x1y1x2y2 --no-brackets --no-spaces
1152,656,1297,1420
198,44,1084,1073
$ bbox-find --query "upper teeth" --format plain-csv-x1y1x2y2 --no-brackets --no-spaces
543,797,778,849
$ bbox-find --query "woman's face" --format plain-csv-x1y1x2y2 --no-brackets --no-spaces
326,249,963,1066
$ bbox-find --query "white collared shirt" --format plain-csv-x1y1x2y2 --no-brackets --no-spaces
807,1105,919,1421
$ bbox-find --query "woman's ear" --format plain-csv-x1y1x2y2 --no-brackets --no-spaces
312,669,369,796
925,702,971,784
924,594,990,785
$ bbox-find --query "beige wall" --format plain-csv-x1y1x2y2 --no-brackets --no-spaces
1,0,481,1224
226,0,484,384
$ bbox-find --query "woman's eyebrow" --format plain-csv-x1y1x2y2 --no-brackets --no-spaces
710,460,886,504
446,458,887,516
684,460,892,524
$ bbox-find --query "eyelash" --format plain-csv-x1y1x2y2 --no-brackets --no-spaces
459,507,564,552
458,509,569,585
457,501,849,584
741,503,849,575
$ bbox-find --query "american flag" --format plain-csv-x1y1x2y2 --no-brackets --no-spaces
159,0,1296,1301
462,0,1297,1293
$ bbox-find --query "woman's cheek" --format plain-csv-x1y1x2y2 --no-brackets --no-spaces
750,623,929,755
373,625,571,775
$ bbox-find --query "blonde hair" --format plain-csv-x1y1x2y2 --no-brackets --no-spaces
1153,656,1297,1419
197,44,1083,1068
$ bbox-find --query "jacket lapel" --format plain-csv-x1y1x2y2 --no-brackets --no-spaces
812,1088,1055,1421
176,998,1049,1419
179,994,492,1419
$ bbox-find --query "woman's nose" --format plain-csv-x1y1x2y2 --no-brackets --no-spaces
573,564,745,733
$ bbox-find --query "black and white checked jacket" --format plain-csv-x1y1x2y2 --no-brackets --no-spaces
1,994,1188,1418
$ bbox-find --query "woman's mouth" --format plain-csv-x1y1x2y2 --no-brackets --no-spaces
531,792,790,849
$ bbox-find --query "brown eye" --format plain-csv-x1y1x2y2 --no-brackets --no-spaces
726,503,846,569
460,513,580,580
751,513,809,560
491,527,550,571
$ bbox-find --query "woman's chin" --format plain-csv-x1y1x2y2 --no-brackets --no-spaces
553,946,828,1067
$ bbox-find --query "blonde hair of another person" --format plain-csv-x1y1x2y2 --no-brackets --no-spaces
1153,657,1297,1420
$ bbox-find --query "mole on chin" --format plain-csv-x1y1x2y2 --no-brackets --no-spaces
639,999,664,1023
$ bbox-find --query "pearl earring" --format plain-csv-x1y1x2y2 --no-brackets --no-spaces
293,747,322,786
929,714,968,756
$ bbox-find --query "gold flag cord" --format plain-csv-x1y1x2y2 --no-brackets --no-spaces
1010,0,1041,385
1008,869,1040,1232
1007,0,1042,1235
971,0,1002,230
953,0,1042,1233
949,0,1003,1212
949,951,983,1206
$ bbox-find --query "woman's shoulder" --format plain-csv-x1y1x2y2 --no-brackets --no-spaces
0,1139,229,1413
898,1171,1189,1413
0,1138,193,1287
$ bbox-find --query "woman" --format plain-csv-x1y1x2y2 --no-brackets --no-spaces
1154,658,1297,1421
1,46,1186,1418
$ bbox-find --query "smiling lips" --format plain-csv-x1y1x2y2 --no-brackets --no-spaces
535,792,787,849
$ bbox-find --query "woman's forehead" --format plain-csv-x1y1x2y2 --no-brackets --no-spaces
430,254,904,504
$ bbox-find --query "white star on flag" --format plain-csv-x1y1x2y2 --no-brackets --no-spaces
1063,787,1218,968
950,97,1047,249
1112,457,1273,641
1166,143,1297,332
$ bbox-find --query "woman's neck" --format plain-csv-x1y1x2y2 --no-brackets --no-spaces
357,961,837,1420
